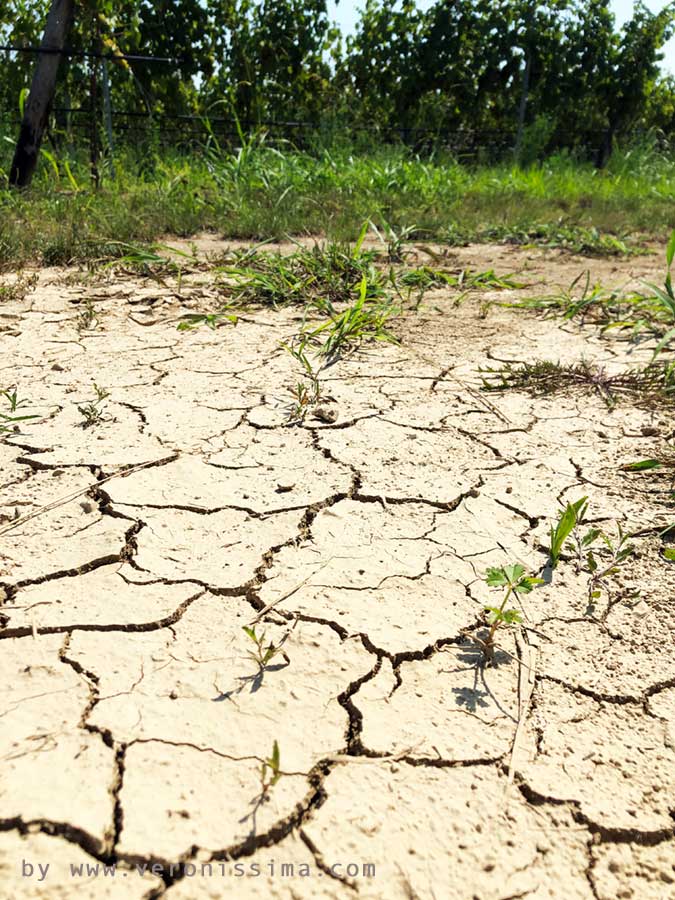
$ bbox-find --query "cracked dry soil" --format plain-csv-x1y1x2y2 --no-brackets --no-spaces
1,240,674,900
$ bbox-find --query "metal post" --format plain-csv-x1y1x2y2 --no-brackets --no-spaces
514,53,531,160
101,58,116,179
89,51,100,187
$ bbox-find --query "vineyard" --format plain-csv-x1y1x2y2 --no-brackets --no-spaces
1,3,675,900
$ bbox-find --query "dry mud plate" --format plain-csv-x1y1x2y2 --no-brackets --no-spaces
1,241,674,899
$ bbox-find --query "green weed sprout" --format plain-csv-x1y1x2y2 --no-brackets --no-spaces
77,384,110,428
369,219,417,262
2,388,31,414
303,275,398,360
481,563,543,663
260,740,282,797
242,625,283,671
621,458,664,472
0,388,38,434
643,228,675,357
548,496,588,568
584,524,635,604
565,505,636,605
282,340,323,423
76,298,100,332
177,311,238,331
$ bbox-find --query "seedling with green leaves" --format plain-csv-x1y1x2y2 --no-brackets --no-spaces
564,502,637,607
259,740,282,798
478,563,543,664
177,311,238,331
282,340,325,422
0,388,38,434
302,275,399,360
2,388,31,414
242,625,285,671
547,498,638,608
643,227,675,357
77,384,110,428
583,524,636,607
369,220,417,262
75,298,100,332
548,496,588,568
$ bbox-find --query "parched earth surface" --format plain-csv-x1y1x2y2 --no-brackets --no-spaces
1,240,674,899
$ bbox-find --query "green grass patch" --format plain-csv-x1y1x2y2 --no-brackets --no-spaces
2,141,675,268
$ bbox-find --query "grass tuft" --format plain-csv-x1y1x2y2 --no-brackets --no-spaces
480,359,675,408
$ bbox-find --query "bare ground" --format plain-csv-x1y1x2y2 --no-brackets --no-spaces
1,241,674,899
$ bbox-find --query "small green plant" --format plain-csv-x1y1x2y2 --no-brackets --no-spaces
242,625,284,670
77,384,110,428
370,220,417,262
282,341,324,423
621,458,665,472
400,266,526,292
643,228,675,357
0,271,38,302
507,231,675,354
212,229,384,310
100,242,185,281
473,224,638,257
177,311,238,331
2,387,31,413
582,524,636,605
549,496,588,568
75,298,100,332
260,740,282,798
479,563,543,664
303,275,399,360
554,499,637,607
0,388,38,434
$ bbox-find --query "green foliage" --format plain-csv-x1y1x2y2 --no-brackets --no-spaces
549,497,588,568
177,312,238,331
0,387,38,434
564,503,637,606
621,458,663,472
643,227,675,357
282,340,324,423
77,383,110,428
484,563,541,594
3,1,675,164
509,230,675,353
480,562,543,664
302,275,399,360
1,140,673,269
259,739,282,796
242,625,283,670
582,525,636,604
2,387,29,413
208,234,382,310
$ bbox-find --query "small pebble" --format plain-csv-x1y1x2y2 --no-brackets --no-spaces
313,406,338,423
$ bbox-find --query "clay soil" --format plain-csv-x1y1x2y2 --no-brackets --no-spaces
1,240,674,899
